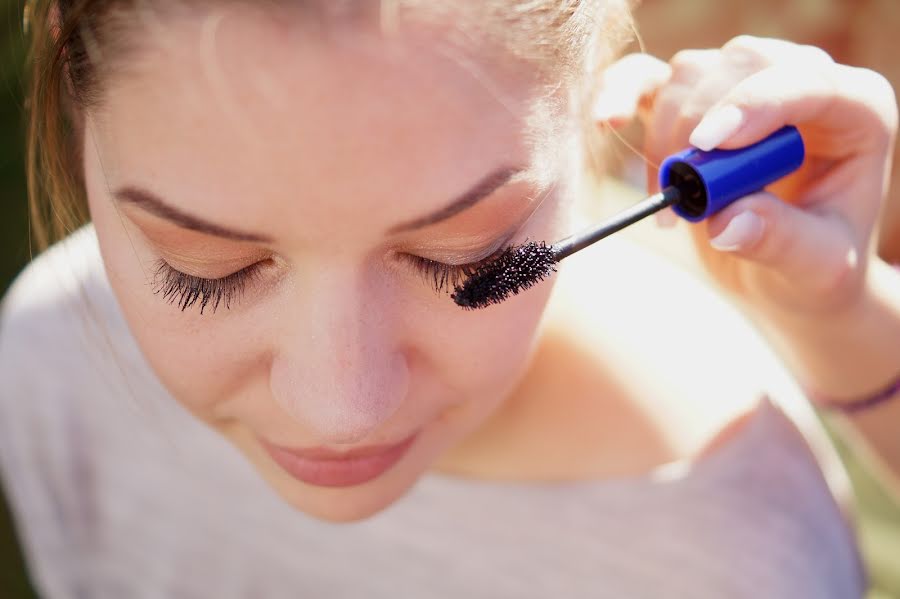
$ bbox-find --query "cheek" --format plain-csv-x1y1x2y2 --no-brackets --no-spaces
86,164,261,414
398,267,555,464
414,196,566,416
422,287,551,397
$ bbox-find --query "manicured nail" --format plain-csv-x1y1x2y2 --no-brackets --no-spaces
709,211,765,251
592,94,632,122
690,105,744,151
654,207,678,229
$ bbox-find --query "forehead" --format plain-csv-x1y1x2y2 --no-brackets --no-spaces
88,5,569,243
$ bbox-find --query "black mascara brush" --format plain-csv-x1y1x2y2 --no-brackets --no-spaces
451,125,805,310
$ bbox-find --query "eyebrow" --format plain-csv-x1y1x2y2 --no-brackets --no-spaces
113,164,526,243
388,166,526,234
114,186,274,243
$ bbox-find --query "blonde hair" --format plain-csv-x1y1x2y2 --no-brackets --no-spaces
24,0,634,251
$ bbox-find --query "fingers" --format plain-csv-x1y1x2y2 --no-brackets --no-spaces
720,35,834,70
654,206,678,228
593,53,671,200
689,63,898,154
658,49,726,156
637,35,894,160
592,53,671,127
621,35,892,310
643,50,723,194
686,62,897,232
703,191,862,299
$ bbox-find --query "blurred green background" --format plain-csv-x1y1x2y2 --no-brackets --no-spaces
0,0,897,597
1,0,36,597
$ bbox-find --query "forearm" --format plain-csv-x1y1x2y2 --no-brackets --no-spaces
757,257,900,487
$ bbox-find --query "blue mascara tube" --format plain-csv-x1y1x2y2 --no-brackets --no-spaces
659,125,806,222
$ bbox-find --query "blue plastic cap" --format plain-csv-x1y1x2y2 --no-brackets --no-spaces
659,125,805,222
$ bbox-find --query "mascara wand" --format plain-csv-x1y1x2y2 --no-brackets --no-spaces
452,125,806,309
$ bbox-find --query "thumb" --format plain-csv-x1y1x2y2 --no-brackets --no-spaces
703,191,861,295
592,53,671,128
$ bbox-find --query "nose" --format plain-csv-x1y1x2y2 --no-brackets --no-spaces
268,265,409,445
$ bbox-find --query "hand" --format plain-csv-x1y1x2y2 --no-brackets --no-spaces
594,36,898,322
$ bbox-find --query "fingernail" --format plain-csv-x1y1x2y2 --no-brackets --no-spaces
591,92,636,121
655,208,677,229
709,211,765,251
592,100,617,122
690,105,744,151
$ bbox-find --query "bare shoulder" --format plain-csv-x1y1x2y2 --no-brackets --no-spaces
544,205,854,514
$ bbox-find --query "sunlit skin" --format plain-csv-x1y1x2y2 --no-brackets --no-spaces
84,6,577,521
79,2,900,524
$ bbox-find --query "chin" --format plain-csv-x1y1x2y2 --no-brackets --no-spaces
265,458,426,523
279,484,409,524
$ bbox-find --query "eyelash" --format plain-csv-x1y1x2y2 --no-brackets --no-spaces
152,259,262,314
400,246,508,296
152,246,509,315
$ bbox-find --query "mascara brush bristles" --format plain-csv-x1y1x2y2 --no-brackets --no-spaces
450,241,558,310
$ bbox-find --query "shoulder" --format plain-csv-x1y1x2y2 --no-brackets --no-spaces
0,224,137,427
0,226,115,593
0,227,220,595
548,199,855,514
547,225,766,449
2,224,108,318
0,225,117,369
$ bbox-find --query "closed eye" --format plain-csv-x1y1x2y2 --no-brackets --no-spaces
152,259,265,314
151,246,512,315
399,245,510,295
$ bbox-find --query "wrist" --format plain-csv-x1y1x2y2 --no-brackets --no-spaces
810,375,900,414
754,257,900,406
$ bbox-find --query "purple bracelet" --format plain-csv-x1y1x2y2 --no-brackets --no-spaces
814,262,900,414
815,376,900,414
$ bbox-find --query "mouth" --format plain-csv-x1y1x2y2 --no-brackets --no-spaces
258,433,419,488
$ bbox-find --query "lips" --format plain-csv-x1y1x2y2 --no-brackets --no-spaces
259,433,418,488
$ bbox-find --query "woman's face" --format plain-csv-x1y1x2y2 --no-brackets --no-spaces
83,5,578,521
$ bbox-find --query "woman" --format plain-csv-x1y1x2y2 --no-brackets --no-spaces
1,0,897,596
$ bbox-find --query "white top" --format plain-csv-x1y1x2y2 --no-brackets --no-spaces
0,226,866,598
